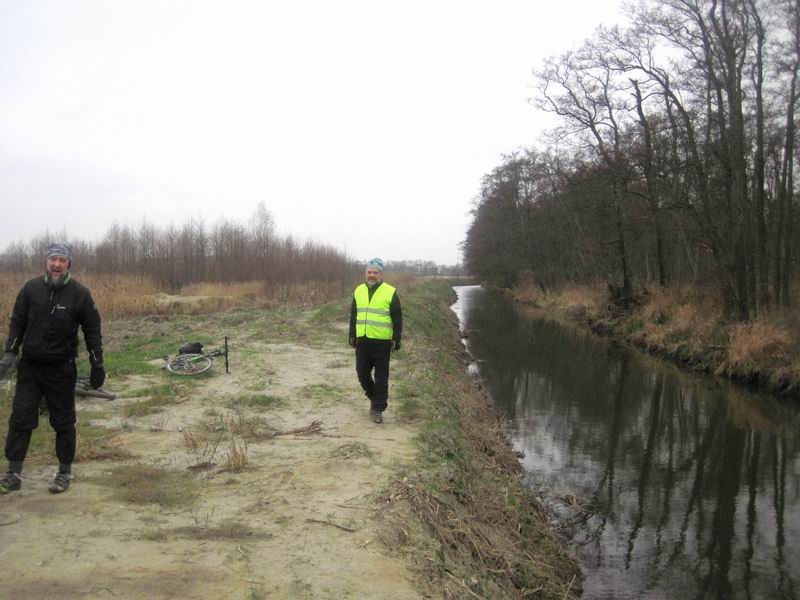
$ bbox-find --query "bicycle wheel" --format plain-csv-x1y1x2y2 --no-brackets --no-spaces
167,354,213,375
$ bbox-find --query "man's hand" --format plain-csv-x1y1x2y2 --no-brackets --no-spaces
392,340,401,352
349,337,357,349
0,352,15,379
90,364,106,389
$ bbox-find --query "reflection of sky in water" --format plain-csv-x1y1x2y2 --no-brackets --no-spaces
451,286,800,600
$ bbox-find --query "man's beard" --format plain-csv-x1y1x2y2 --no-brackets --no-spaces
47,270,69,289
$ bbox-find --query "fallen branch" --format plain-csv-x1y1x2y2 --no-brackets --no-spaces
304,518,356,533
275,421,324,436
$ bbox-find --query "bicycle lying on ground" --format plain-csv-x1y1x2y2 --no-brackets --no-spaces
166,337,230,376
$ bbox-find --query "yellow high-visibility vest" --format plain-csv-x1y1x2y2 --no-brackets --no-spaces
354,282,396,340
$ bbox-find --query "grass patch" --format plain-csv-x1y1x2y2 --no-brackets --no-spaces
140,527,168,541
310,297,351,325
124,397,167,417
393,366,434,419
123,381,193,417
227,412,275,441
172,519,263,540
227,393,284,409
127,382,190,398
324,359,351,369
78,409,110,422
623,317,645,335
96,463,199,507
202,411,276,442
245,587,268,600
298,383,345,404
101,334,183,376
0,388,130,464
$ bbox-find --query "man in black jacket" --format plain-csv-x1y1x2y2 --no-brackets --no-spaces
0,243,105,494
349,257,402,424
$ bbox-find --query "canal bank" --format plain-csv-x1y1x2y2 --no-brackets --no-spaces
509,283,800,400
383,280,579,599
455,285,800,599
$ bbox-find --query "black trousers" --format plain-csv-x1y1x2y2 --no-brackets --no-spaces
355,342,391,412
4,358,77,468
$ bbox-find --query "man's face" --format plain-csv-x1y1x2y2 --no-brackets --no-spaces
365,267,382,285
47,255,70,281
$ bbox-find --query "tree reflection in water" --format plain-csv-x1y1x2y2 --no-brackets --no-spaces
453,286,800,600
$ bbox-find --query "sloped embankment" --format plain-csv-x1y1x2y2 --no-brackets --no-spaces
379,281,579,599
513,283,800,400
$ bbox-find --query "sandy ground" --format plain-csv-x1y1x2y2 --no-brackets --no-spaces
0,311,425,599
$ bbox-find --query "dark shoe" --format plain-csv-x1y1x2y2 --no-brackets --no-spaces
0,472,21,494
48,472,71,494
370,409,383,424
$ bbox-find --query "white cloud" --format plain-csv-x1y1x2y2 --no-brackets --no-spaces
0,0,622,264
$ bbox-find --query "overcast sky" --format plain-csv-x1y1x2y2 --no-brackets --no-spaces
0,0,623,265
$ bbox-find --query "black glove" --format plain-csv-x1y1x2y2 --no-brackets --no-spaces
90,364,106,389
392,340,401,352
0,352,15,379
349,337,357,349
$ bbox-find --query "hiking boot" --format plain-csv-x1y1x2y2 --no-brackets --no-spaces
370,409,383,424
0,472,21,494
48,472,71,494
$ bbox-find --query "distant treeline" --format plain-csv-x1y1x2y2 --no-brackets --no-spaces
384,260,466,277
464,0,800,322
0,203,355,289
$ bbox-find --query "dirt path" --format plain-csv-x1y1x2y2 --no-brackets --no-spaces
0,307,424,600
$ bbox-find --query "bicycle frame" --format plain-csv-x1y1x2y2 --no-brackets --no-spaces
166,336,230,376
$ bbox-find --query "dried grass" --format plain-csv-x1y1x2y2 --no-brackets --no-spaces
541,282,606,313
725,320,794,372
0,271,353,321
384,373,578,599
531,281,800,396
183,428,223,470
99,463,199,506
224,438,249,472
180,281,265,298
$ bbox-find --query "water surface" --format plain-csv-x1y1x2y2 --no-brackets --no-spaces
452,286,800,600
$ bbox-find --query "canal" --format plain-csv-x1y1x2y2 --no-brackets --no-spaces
452,285,800,600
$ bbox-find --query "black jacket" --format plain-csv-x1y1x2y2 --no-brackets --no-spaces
4,275,103,364
349,281,402,344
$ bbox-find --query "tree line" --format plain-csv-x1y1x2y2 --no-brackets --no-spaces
463,0,800,321
0,203,354,289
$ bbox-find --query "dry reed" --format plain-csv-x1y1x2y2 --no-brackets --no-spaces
0,271,354,321
725,320,794,372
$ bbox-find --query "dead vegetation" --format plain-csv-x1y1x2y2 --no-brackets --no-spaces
0,271,364,322
172,519,264,540
95,463,200,507
380,282,580,600
330,442,373,461
223,437,249,472
183,428,224,470
382,377,579,600
514,282,800,397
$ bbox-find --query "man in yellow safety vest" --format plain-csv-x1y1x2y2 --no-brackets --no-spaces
349,257,402,424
